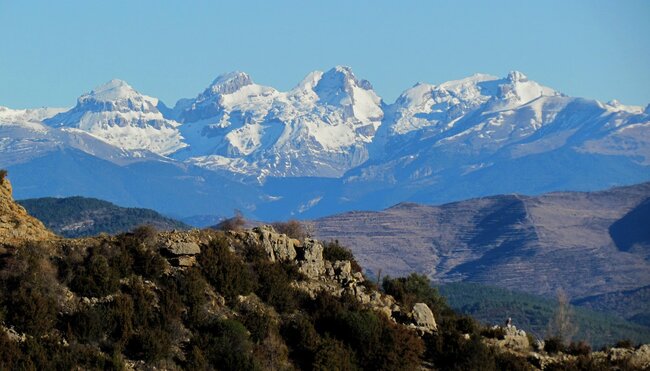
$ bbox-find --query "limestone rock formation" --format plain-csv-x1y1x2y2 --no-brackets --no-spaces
0,176,55,245
230,225,298,262
227,225,399,319
411,303,438,333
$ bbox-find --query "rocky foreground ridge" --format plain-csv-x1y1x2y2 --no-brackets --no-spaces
0,176,54,246
1,176,649,370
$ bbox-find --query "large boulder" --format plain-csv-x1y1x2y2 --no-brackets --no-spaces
163,241,201,256
412,303,437,333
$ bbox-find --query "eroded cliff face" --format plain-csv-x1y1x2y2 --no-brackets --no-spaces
0,177,55,246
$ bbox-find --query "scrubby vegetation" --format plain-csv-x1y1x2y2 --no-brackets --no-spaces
0,169,7,182
0,226,646,370
215,209,246,231
0,230,422,370
272,219,309,240
323,239,362,273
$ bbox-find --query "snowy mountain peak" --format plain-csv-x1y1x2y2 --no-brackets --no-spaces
43,80,185,156
80,79,152,104
506,70,528,83
206,71,253,95
317,65,374,92
493,71,559,108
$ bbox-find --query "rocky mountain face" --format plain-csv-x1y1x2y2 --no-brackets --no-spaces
172,66,383,179
1,68,649,220
44,79,186,156
0,176,54,245
312,182,650,300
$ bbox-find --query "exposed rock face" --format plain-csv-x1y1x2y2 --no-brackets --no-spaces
231,225,298,262
157,230,212,267
227,225,399,319
163,241,201,256
0,177,55,245
296,238,325,279
411,303,437,333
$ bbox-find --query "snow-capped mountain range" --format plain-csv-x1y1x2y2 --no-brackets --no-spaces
1,66,649,220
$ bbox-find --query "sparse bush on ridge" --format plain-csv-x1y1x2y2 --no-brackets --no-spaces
0,169,7,183
272,219,308,239
217,209,246,231
322,240,363,272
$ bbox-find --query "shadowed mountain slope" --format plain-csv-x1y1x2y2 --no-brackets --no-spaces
313,182,650,300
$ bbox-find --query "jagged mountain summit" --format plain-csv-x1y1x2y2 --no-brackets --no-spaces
1,67,649,219
44,79,186,156
172,66,383,179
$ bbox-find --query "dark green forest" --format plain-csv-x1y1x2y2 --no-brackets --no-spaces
18,197,189,238
439,282,650,348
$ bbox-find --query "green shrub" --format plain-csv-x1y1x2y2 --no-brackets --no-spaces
131,224,158,245
254,261,298,313
323,240,352,261
306,292,423,371
199,238,256,301
493,351,532,371
71,252,120,297
280,313,321,369
312,337,359,371
0,331,21,369
544,336,566,354
240,307,273,343
109,294,135,346
127,328,173,363
382,273,449,316
425,330,496,371
567,340,591,356
64,304,111,343
614,339,634,349
1,244,60,335
131,244,167,280
0,169,7,182
177,268,210,326
481,326,507,340
322,240,364,274
191,319,258,370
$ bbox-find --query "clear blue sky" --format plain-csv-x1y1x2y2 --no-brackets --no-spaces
1,0,649,108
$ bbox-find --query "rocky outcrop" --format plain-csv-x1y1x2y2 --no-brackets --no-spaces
230,225,299,262
228,225,400,319
0,177,55,245
411,303,437,333
604,344,650,369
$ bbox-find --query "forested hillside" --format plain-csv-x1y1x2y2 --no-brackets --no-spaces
18,196,189,237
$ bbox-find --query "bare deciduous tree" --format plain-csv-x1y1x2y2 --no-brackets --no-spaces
547,288,577,344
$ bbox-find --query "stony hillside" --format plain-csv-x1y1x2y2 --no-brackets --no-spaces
18,196,189,238
312,182,650,301
0,174,54,246
2,174,649,370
